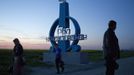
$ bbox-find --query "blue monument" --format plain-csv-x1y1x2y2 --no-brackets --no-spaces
44,0,88,64
49,0,87,52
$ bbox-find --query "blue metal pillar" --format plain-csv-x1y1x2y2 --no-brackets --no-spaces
58,1,70,52
49,1,86,52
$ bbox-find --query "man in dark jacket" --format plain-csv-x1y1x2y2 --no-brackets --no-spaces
54,44,64,74
103,20,120,75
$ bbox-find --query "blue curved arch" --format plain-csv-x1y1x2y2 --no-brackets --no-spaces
49,17,81,51
49,18,59,46
67,17,81,45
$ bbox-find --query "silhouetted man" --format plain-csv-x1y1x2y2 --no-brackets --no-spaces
54,44,64,74
12,38,24,75
103,20,120,75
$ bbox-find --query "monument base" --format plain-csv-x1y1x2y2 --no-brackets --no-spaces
43,52,89,64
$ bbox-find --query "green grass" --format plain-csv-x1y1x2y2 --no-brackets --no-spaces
23,50,53,67
0,49,51,75
82,50,134,62
0,49,134,75
0,49,12,75
120,50,134,58
81,50,104,62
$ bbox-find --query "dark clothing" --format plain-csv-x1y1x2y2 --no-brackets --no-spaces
55,47,61,59
13,44,24,75
54,47,64,74
13,44,23,57
55,58,64,74
103,28,120,75
103,28,120,59
105,58,119,75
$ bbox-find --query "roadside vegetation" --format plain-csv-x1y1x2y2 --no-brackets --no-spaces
0,49,134,75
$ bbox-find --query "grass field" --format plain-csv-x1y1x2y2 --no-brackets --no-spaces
82,50,134,62
0,49,134,75
0,49,50,75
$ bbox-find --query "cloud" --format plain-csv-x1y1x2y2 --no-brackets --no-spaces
0,40,5,42
22,43,50,49
0,25,28,37
0,36,14,43
0,36,13,39
39,36,46,39
0,42,14,49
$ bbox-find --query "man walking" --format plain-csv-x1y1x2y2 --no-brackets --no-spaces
12,38,25,75
54,44,64,74
103,20,120,75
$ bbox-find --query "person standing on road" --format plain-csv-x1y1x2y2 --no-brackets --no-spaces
12,38,25,75
103,20,120,75
54,44,64,74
